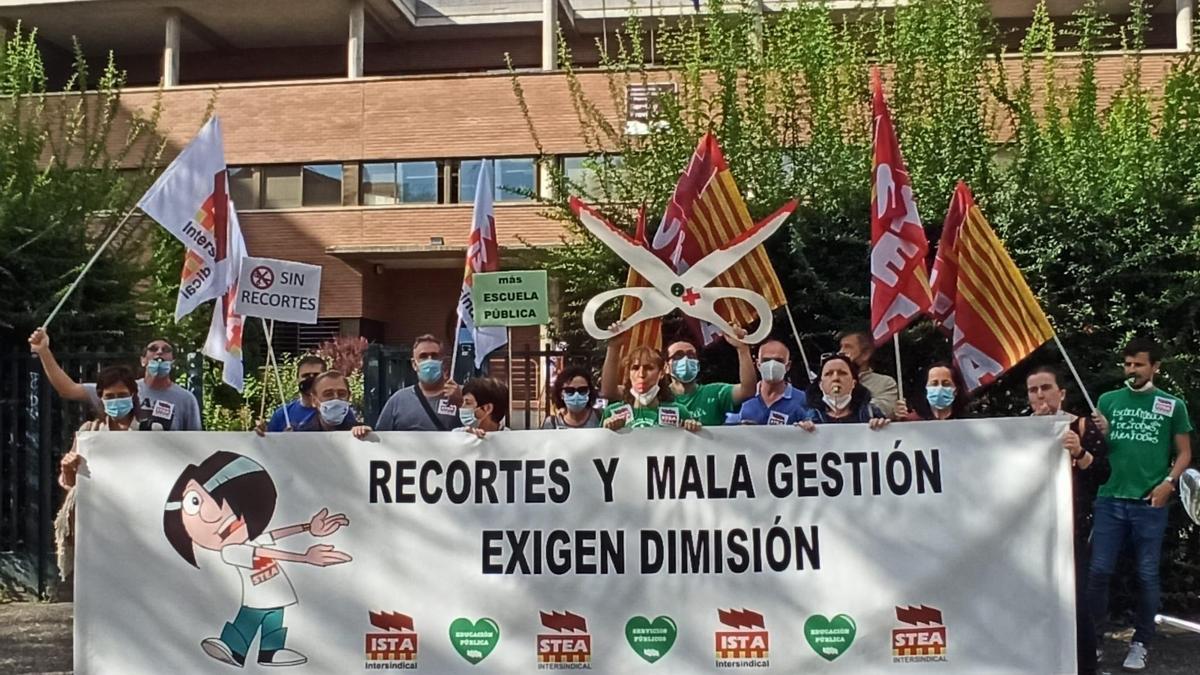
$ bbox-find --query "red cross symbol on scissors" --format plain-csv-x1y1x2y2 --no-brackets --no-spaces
681,288,701,306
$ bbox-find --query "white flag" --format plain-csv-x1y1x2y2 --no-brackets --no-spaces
457,160,507,368
202,205,246,391
137,116,234,320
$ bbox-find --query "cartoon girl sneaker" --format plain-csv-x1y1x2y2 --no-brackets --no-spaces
258,648,308,667
201,637,246,667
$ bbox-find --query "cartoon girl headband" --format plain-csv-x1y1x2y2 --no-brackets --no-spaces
164,456,266,511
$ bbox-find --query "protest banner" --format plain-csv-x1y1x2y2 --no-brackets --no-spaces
233,256,322,325
472,270,549,327
75,418,1075,674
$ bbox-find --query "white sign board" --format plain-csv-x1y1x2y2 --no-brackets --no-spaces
75,418,1076,674
233,256,321,324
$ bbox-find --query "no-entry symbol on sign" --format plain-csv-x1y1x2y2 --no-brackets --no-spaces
250,266,275,290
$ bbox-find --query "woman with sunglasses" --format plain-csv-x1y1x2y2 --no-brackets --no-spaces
806,353,890,429
542,366,601,429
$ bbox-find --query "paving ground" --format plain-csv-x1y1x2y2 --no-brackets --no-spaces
1,602,1197,674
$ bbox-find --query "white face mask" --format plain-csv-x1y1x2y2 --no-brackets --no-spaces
319,399,350,425
758,360,786,383
823,393,852,410
633,384,660,406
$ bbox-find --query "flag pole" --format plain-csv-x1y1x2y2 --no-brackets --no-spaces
41,206,139,328
261,317,291,429
892,333,904,388
1052,332,1097,414
782,303,816,380
450,321,462,381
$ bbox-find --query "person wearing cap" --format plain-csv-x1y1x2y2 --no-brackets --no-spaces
28,327,202,430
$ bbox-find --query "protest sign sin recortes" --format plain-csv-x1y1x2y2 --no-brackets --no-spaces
233,256,322,324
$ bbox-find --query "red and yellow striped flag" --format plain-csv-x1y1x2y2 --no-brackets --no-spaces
930,182,1054,391
621,133,784,350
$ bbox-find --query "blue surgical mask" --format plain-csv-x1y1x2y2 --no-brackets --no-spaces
417,359,443,385
459,405,478,427
926,385,956,410
147,359,172,377
563,391,590,412
319,399,350,425
103,396,134,420
671,357,700,383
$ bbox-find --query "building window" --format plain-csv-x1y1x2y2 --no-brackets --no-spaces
457,158,536,203
399,161,439,203
243,164,344,209
302,164,343,206
361,162,397,205
562,155,622,199
262,165,302,209
360,161,440,205
229,166,262,209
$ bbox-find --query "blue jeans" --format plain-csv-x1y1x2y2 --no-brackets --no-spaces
1086,497,1169,646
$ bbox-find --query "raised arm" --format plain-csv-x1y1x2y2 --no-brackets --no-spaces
599,322,627,401
728,328,756,404
28,329,90,402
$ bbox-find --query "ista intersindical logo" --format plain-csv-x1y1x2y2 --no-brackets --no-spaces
714,608,769,668
364,611,418,670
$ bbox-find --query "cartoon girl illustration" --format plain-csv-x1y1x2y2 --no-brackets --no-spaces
163,451,351,668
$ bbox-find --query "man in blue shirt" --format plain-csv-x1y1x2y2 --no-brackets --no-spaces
735,339,813,427
256,355,327,434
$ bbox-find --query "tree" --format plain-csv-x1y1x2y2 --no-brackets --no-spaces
0,25,170,354
511,0,1200,610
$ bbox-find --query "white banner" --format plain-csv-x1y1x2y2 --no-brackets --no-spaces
75,418,1076,674
233,256,322,324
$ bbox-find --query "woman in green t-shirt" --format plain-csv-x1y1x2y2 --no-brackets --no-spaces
601,345,701,431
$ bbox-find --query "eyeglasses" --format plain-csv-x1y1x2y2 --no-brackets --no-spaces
562,386,591,396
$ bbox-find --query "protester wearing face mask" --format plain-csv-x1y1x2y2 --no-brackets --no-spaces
542,367,601,429
1026,365,1110,675
806,354,889,429
895,362,970,421
458,377,510,438
602,346,701,431
29,328,202,430
734,339,814,429
663,326,757,426
291,371,368,438
375,334,463,431
255,355,327,436
55,365,142,584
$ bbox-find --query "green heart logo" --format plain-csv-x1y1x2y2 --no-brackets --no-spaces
625,615,677,663
449,617,500,665
804,614,856,661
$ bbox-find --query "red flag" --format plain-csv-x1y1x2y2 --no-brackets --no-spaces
930,182,1053,391
869,69,932,346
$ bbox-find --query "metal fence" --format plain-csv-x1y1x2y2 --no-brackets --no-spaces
0,350,205,597
2,343,604,595
361,343,604,429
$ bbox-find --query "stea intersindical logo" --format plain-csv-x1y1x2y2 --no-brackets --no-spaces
537,611,592,669
892,605,948,663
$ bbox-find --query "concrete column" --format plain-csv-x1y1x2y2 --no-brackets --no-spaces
348,0,365,78
542,0,557,71
163,9,181,87
1178,0,1194,52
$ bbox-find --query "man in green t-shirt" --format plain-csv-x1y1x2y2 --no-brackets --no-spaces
664,328,757,426
1088,337,1193,672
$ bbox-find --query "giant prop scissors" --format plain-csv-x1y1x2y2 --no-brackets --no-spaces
569,196,797,344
